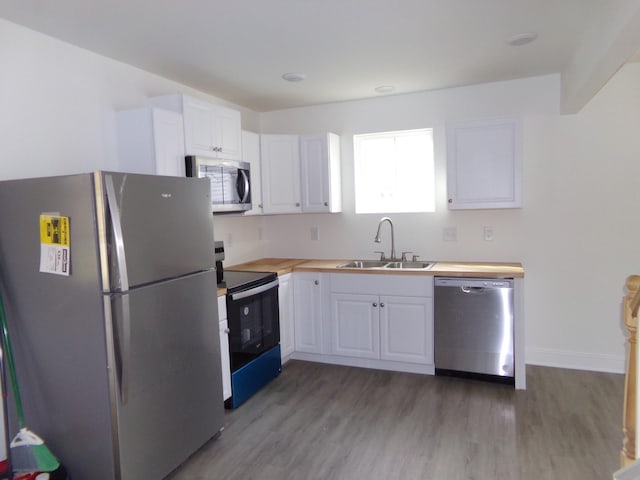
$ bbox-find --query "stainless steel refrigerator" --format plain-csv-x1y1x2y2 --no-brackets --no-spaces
0,172,224,479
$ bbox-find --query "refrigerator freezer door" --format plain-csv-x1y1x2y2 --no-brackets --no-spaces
110,269,223,480
99,172,215,291
0,173,117,479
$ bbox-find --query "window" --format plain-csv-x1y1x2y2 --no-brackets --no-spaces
354,128,435,214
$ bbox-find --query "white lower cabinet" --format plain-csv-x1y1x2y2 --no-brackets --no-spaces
278,273,295,362
291,272,434,374
331,293,379,359
330,293,432,364
328,274,434,368
217,296,231,401
293,272,325,354
379,295,433,364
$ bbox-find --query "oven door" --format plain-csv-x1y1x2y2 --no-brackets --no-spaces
227,279,280,370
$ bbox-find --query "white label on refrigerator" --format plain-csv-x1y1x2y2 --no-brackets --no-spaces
39,214,70,276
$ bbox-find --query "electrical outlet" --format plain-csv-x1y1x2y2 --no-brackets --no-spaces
443,226,457,242
483,226,494,241
310,226,319,241
226,232,233,247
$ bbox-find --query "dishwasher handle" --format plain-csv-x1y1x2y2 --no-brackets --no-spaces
461,286,488,294
435,277,513,289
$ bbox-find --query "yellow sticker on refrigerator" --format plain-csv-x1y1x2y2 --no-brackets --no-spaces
39,214,70,276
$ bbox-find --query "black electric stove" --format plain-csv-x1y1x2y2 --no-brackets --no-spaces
218,270,277,293
219,268,281,409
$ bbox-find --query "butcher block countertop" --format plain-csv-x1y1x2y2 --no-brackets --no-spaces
227,258,524,278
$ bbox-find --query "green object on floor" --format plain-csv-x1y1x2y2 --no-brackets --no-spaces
0,289,60,474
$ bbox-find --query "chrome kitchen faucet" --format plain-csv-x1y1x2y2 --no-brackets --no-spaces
374,216,396,260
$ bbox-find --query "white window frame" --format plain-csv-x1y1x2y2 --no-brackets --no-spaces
354,128,435,214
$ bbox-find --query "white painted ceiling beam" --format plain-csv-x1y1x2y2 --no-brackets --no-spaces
561,0,640,114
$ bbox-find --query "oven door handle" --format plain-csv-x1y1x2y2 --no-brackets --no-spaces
230,279,279,301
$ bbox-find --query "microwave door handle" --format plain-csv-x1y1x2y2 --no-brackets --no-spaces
238,169,250,203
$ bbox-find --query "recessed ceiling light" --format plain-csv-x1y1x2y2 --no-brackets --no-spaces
374,85,395,94
506,32,538,47
282,72,306,82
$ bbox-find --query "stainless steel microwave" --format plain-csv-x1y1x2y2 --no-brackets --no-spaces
185,156,252,213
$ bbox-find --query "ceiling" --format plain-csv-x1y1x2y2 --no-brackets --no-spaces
1,0,639,112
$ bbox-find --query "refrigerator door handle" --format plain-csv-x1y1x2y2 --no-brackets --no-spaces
105,174,130,292
119,295,131,405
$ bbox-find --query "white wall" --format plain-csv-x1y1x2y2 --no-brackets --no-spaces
2,18,638,372
260,64,640,373
0,19,265,264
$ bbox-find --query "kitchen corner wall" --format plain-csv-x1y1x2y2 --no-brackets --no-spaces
259,64,640,373
0,19,266,264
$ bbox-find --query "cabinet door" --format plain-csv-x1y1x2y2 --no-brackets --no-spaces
217,296,231,401
446,117,522,209
300,133,341,213
214,106,242,160
331,293,379,359
300,134,330,212
153,109,186,176
260,134,302,214
183,96,216,157
242,130,263,215
278,273,295,361
379,295,433,364
293,273,323,354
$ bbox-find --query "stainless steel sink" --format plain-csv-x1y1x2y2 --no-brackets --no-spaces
337,260,389,269
384,261,435,270
336,260,435,270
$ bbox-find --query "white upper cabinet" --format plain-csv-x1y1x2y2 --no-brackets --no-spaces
446,117,522,209
148,94,242,161
241,130,263,216
300,133,342,213
260,134,302,214
260,133,342,215
116,107,185,176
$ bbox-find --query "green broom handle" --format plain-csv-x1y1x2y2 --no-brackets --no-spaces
0,291,26,430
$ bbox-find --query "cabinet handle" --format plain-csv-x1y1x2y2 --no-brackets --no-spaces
324,202,328,206
295,202,300,207
224,328,230,334
372,302,377,307
380,303,385,308
448,198,453,203
314,280,319,285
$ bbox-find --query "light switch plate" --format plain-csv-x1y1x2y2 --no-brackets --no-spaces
311,226,319,241
483,226,494,241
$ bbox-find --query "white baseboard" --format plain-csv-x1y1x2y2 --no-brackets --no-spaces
526,347,625,374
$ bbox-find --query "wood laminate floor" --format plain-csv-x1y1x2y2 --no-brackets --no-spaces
167,361,624,480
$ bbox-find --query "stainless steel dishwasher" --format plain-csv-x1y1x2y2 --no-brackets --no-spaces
434,277,514,384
